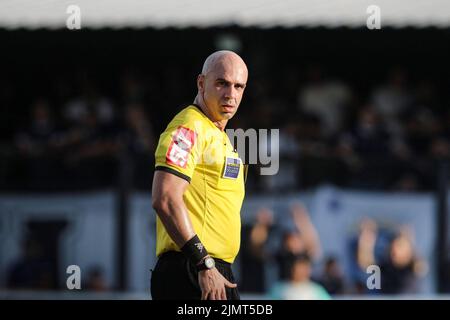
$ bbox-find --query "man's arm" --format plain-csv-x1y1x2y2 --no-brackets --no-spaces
291,203,322,261
151,170,237,300
152,170,195,246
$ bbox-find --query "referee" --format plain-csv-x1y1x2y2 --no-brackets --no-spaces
151,50,248,300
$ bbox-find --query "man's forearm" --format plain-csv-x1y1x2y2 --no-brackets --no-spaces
155,196,196,248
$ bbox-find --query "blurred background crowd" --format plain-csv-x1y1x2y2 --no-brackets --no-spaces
240,204,430,299
1,1,450,299
2,28,450,194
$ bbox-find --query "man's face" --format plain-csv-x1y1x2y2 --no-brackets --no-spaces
198,59,247,122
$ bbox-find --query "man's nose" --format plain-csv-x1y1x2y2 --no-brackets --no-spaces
224,85,237,99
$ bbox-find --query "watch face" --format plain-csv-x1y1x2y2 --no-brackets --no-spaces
205,257,215,269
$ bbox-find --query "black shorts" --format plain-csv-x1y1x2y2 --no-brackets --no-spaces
150,251,240,300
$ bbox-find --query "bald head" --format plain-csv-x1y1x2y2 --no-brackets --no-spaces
194,50,248,130
201,50,248,77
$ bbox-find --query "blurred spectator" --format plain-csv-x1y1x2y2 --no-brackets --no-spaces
275,203,321,280
275,119,301,188
240,207,275,293
402,108,442,158
341,105,391,156
63,107,120,188
338,105,398,189
121,102,155,155
297,66,353,137
269,253,331,300
15,99,57,157
371,67,413,133
379,227,427,294
14,99,62,189
258,116,300,192
349,219,427,294
119,102,156,189
63,82,115,126
296,113,345,188
317,256,346,295
276,231,304,281
348,218,388,293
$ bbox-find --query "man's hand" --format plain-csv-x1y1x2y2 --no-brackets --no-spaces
198,268,237,300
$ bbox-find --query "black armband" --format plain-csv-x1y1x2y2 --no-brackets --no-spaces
181,235,208,265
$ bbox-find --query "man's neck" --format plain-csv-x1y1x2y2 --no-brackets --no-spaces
193,96,227,131
212,119,227,131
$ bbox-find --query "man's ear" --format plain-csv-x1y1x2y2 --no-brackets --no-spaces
197,74,205,92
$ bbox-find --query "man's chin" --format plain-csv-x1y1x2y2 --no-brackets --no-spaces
221,113,235,120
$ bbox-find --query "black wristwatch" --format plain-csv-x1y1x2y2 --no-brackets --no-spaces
196,256,215,271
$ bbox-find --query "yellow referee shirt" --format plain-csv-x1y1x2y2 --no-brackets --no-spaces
154,105,245,263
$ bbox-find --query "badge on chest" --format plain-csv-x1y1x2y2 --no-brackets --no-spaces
222,156,241,179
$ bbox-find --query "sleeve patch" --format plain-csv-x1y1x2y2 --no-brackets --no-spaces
166,126,197,168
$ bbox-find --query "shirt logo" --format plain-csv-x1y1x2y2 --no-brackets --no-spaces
166,126,196,168
195,243,204,253
222,157,241,179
